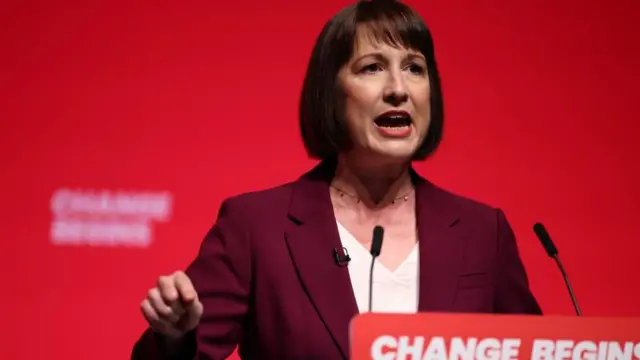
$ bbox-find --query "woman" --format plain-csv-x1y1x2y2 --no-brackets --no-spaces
132,1,542,359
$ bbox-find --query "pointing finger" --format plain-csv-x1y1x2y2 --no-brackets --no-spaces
157,275,179,304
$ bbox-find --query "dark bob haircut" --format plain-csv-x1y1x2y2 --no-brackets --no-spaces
299,0,444,161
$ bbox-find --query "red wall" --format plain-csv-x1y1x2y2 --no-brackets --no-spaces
2,1,638,359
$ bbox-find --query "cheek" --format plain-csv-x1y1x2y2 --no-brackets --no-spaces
415,85,431,110
343,91,376,127
348,87,377,111
411,88,431,131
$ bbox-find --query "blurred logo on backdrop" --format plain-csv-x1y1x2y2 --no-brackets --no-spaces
49,188,173,248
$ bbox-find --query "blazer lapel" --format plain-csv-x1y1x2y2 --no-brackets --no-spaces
412,171,464,311
284,161,358,360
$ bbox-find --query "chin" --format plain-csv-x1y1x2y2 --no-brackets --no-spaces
371,146,418,161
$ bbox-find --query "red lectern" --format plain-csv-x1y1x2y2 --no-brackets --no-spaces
350,313,640,360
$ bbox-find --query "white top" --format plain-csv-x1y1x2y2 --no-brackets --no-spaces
336,221,419,314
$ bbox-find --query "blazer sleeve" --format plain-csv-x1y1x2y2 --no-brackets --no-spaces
494,209,543,314
131,198,252,360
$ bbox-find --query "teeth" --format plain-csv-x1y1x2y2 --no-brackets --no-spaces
374,114,411,128
383,115,409,121
379,125,409,129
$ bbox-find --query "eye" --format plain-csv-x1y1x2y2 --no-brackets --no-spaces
407,63,426,75
360,63,383,74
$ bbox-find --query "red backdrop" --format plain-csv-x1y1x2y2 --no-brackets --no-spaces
2,1,638,359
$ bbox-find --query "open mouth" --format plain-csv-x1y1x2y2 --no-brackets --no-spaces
374,112,412,128
373,111,413,136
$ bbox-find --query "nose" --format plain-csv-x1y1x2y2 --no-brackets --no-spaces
383,69,409,106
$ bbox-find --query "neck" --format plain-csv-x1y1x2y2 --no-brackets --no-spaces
331,154,413,207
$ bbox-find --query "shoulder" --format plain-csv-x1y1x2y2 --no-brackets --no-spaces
425,180,501,218
418,178,511,238
215,161,332,222
422,181,524,268
216,181,296,220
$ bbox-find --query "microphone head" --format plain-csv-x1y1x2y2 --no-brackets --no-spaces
371,225,384,257
533,222,558,257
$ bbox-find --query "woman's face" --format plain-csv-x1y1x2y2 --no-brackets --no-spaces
337,27,431,161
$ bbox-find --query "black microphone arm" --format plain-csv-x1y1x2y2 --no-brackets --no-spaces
533,222,582,316
368,225,384,313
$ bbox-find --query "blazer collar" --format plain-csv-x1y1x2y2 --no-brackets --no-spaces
284,160,356,359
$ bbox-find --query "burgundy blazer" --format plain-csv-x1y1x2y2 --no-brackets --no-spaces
131,161,542,360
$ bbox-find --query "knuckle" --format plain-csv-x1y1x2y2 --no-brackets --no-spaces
157,275,170,287
175,278,188,290
160,287,178,301
147,288,159,299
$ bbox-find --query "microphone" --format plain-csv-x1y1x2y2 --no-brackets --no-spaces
368,225,384,313
533,222,582,316
333,247,351,267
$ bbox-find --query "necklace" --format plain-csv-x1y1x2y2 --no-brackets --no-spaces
330,185,414,205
